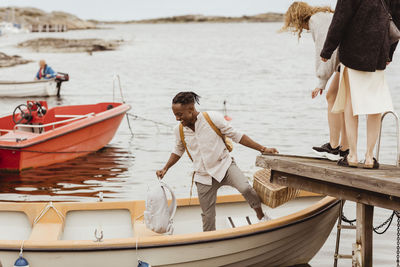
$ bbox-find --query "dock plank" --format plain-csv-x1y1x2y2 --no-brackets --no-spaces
256,154,400,210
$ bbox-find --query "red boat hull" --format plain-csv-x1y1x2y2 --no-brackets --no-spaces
0,102,130,171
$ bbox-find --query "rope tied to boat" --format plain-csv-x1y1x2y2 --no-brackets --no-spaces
134,211,152,267
14,239,30,267
33,201,65,225
19,240,25,257
127,113,173,129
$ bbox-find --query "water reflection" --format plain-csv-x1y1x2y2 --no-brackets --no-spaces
0,146,134,202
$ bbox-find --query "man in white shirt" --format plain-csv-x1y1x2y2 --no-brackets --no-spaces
156,92,278,232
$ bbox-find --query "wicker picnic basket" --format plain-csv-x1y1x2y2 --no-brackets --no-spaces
253,168,300,208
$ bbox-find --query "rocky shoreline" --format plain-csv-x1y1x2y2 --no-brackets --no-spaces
100,13,284,24
0,7,96,30
0,52,32,68
17,38,123,53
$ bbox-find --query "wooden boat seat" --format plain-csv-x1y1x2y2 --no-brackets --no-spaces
29,223,63,241
133,221,162,237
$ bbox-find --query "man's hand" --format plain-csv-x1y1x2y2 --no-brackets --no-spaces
312,88,323,99
156,168,168,179
387,61,391,65
156,153,180,179
321,57,328,62
260,146,278,154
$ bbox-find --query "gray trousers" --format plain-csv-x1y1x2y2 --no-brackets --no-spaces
196,161,262,232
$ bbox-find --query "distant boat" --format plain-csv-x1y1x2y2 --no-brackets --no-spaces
0,73,69,97
0,100,130,171
0,22,29,35
0,194,339,266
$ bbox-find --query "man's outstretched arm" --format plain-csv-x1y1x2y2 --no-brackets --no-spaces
156,153,181,179
239,134,278,154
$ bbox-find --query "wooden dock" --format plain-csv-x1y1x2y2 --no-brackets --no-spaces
30,24,68,32
256,154,400,267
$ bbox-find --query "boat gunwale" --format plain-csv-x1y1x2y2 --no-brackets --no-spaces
0,196,339,252
0,103,131,149
0,80,55,85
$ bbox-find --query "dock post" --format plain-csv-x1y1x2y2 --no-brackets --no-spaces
356,203,374,267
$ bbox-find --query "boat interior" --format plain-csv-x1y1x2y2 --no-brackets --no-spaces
0,101,124,142
0,193,329,248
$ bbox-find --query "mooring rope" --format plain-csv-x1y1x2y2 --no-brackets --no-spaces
33,201,65,225
127,113,173,129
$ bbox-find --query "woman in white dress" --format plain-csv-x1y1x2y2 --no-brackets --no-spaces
281,2,349,161
321,0,399,168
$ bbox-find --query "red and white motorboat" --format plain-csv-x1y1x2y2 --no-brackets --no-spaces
0,100,130,171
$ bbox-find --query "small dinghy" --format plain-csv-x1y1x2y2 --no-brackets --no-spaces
0,100,130,171
0,193,339,266
0,73,69,97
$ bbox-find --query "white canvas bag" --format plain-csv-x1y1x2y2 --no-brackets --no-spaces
144,180,177,234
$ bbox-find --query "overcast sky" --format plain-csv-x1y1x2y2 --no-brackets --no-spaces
1,0,337,21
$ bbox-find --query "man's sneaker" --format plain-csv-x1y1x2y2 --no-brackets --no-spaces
339,149,350,158
312,143,340,161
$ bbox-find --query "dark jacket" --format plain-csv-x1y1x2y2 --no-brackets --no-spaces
321,0,400,72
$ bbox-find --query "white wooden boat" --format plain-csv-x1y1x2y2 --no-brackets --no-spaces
0,193,339,267
0,77,67,97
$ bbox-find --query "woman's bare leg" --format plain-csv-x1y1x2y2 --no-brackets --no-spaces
365,113,382,165
326,72,341,149
339,113,349,150
343,69,358,163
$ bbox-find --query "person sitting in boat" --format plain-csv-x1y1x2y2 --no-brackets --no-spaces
156,91,278,232
35,60,56,80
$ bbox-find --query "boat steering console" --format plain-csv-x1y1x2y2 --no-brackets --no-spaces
12,100,48,125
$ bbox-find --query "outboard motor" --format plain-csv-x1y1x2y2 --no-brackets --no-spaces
55,72,69,82
55,72,69,97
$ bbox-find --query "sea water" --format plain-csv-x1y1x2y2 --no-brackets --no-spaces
0,23,399,266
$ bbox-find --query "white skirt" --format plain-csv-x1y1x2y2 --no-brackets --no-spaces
331,63,393,115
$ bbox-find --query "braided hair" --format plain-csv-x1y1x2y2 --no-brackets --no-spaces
172,92,201,105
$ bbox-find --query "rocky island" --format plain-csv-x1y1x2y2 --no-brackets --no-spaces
0,7,96,30
0,52,31,68
101,13,284,24
17,38,123,53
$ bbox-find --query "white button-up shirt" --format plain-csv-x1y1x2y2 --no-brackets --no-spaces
172,111,243,185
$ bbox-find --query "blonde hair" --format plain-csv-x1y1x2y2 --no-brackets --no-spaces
280,2,333,39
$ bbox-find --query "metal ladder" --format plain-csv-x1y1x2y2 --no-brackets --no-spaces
334,111,400,266
376,111,400,167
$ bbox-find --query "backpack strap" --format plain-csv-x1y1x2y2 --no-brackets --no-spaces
159,180,177,222
179,123,193,161
203,112,232,152
179,124,195,205
203,112,224,138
